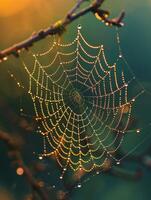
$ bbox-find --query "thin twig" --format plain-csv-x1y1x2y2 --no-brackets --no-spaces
67,0,85,17
0,0,124,60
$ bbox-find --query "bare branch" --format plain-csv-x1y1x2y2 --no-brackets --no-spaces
0,0,124,61
67,0,85,17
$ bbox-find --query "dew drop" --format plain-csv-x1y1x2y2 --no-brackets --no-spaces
3,57,8,61
136,129,141,133
105,22,109,26
39,156,43,160
77,24,82,30
120,22,124,27
116,161,120,165
77,183,82,188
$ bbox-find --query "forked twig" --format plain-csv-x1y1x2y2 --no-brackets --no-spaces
0,0,124,61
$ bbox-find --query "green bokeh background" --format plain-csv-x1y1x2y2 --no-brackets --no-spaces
0,0,151,199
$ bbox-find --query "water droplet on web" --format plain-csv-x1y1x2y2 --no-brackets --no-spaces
77,183,82,188
136,129,141,133
39,156,43,160
77,24,82,30
116,161,120,165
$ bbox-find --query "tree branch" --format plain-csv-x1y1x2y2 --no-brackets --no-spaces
67,0,86,17
0,130,49,200
0,0,124,61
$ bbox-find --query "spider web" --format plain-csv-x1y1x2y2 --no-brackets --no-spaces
21,25,146,178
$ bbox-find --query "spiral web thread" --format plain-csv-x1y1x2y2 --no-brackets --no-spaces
22,25,145,178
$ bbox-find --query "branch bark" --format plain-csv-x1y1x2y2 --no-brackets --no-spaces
0,0,124,61
67,0,86,16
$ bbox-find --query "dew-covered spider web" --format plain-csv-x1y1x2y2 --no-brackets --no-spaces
18,25,151,179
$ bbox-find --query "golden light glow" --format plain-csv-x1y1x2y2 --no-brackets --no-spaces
38,181,45,188
102,159,111,171
0,0,30,17
73,168,85,180
120,103,131,114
